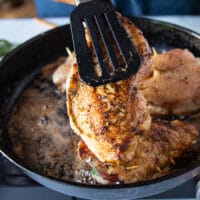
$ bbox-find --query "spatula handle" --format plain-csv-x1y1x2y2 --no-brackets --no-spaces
74,0,92,5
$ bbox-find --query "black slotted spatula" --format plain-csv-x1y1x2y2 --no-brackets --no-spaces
70,0,141,86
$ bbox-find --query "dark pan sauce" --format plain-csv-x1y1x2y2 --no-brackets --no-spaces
7,58,200,185
7,59,95,184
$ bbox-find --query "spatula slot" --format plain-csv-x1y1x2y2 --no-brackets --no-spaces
84,14,128,77
84,17,107,78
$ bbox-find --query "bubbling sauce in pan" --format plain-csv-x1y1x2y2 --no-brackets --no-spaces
7,59,95,184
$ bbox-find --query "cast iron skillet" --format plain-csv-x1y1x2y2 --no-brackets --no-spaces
0,17,200,200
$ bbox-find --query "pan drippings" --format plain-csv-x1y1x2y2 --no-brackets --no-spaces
7,60,95,184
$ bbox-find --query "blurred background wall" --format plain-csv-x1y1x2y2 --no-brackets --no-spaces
0,0,35,18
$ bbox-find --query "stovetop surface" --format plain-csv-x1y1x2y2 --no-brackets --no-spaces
0,155,198,200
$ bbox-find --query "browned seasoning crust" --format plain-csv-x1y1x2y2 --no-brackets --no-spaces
66,15,152,163
78,120,199,183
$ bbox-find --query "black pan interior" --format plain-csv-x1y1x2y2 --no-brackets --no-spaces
0,17,200,198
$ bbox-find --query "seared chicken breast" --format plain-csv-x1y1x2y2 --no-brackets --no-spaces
140,49,200,115
66,15,151,163
78,120,199,183
52,16,200,185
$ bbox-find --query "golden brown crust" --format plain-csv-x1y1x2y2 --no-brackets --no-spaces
66,15,151,163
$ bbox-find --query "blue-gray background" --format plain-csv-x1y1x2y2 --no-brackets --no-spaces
34,0,200,17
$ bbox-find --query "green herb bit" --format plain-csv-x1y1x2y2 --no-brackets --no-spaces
0,39,18,57
91,167,99,176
